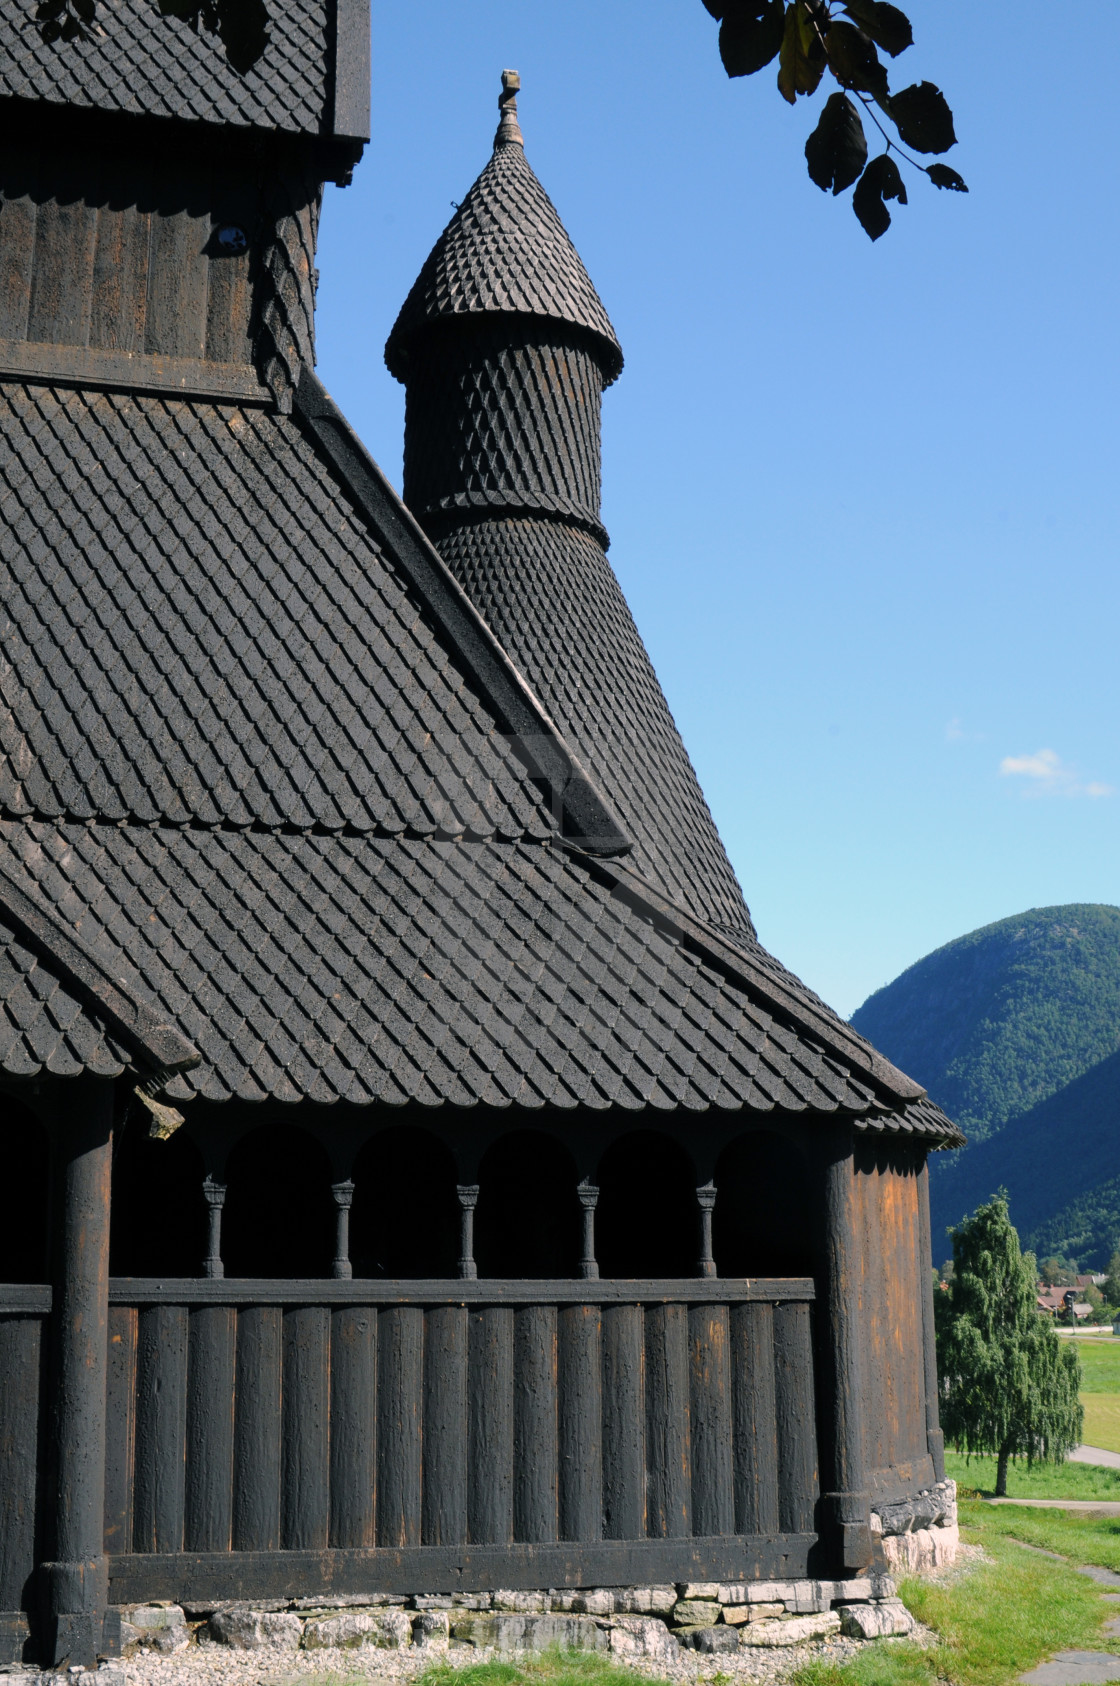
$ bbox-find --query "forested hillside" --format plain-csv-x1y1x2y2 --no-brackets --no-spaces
851,904,1120,1268
852,905,1120,1143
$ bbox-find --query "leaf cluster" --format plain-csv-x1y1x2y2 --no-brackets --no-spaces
936,1194,1084,1469
33,0,270,74
702,0,966,239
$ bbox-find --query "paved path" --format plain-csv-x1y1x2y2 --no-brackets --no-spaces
1072,1447,1120,1470
1019,1562,1120,1683
985,1499,1120,1514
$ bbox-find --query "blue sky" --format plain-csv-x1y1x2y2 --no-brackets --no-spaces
316,2,1120,1019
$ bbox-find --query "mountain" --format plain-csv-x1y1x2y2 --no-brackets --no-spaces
851,904,1120,1268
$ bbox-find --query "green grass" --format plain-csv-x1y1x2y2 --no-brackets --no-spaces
419,1651,671,1686
945,1451,1120,1499
962,1497,1120,1572
1071,1337,1120,1395
792,1505,1119,1686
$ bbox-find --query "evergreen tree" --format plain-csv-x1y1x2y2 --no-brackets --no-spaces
1103,1249,1120,1311
936,1193,1083,1497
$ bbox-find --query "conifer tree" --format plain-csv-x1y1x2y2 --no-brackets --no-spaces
936,1193,1083,1498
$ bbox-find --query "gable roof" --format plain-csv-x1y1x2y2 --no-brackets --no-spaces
0,359,958,1141
0,0,368,143
385,138,623,385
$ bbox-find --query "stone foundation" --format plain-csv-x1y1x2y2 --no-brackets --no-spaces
98,1575,913,1667
873,1478,959,1573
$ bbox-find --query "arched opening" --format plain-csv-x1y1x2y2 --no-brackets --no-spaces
713,1131,814,1277
474,1131,580,1278
595,1131,696,1278
110,1114,207,1276
222,1124,334,1278
0,1098,49,1283
349,1126,459,1277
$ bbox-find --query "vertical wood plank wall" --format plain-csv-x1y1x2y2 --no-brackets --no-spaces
100,1286,819,1562
0,1311,45,1618
853,1145,932,1490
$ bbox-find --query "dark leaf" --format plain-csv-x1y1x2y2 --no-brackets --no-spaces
59,11,85,37
841,0,913,57
805,91,867,194
852,150,906,240
719,0,785,77
928,162,968,192
35,0,67,17
701,0,726,16
73,0,95,19
216,0,268,73
39,16,61,38
824,20,889,100
889,80,956,153
777,0,826,104
157,0,196,17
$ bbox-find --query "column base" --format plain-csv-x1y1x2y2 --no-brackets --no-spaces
926,1427,946,1481
39,1558,115,1668
823,1490,873,1575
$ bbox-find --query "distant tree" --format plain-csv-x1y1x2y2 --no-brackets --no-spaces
1040,1255,1080,1288
32,0,268,73
937,1194,1083,1498
1102,1249,1120,1308
701,0,966,240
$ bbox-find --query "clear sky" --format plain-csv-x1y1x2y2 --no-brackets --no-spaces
316,2,1120,1020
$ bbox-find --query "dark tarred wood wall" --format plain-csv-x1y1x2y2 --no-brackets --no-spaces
852,1142,936,1501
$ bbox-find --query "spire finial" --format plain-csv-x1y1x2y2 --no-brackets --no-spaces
495,68,523,149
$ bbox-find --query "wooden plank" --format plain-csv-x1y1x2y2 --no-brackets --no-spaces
0,189,36,342
468,1306,513,1545
132,1303,188,1553
329,1307,376,1549
774,1301,818,1537
144,181,209,359
282,1306,330,1551
184,1305,235,1553
27,190,97,346
90,198,151,353
422,1305,467,1546
557,1303,601,1543
109,1277,814,1307
204,174,256,364
232,1305,282,1552
376,1306,424,1549
689,1304,734,1537
107,1531,821,1604
601,1303,644,1540
644,1302,690,1539
514,1304,558,1544
0,1316,42,1609
103,1304,137,1557
731,1301,779,1535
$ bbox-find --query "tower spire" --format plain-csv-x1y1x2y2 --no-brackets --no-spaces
495,68,523,148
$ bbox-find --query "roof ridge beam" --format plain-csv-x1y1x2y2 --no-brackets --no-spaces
294,368,631,858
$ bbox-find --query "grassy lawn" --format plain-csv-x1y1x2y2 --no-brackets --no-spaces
1067,1337,1120,1394
945,1450,1120,1500
1082,1396,1120,1453
419,1656,673,1686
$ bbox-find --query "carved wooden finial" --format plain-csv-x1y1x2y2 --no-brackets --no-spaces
495,68,524,149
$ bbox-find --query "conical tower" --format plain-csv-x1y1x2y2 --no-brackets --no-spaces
386,72,755,939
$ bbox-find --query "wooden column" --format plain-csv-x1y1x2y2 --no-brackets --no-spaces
43,1077,115,1667
578,1182,599,1281
916,1155,945,1479
202,1178,225,1280
457,1185,479,1281
331,1180,354,1281
820,1132,871,1574
696,1184,717,1279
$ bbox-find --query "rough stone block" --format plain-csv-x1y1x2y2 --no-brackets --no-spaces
880,1520,959,1574
302,1611,412,1650
207,1609,303,1650
451,1614,607,1653
74,1670,128,1686
740,1611,842,1648
679,1582,721,1600
551,1590,614,1616
683,1625,740,1653
293,1595,405,1609
608,1617,680,1661
413,1596,454,1611
412,1611,450,1648
452,1594,492,1609
720,1581,797,1607
722,1604,784,1626
493,1590,550,1613
838,1601,915,1640
614,1586,677,1615
124,1606,189,1653
672,1599,722,1627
